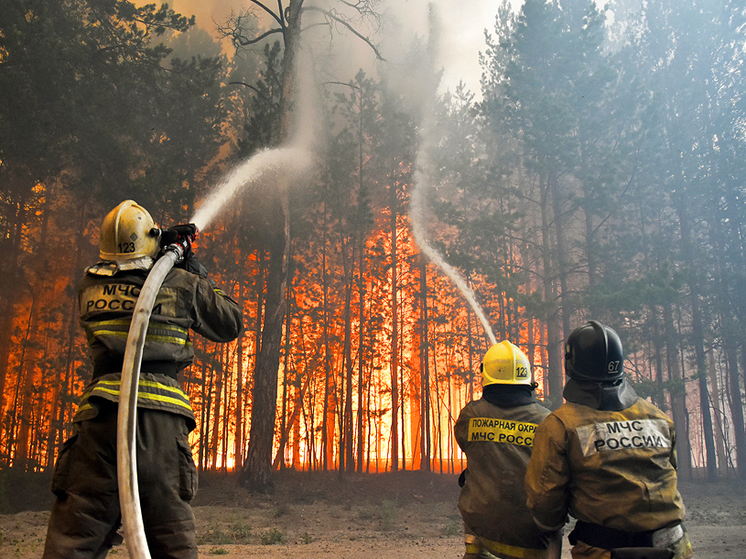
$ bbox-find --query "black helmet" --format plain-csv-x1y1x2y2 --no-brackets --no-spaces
565,321,624,382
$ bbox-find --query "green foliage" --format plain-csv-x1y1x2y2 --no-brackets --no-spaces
272,504,289,518
259,527,286,545
235,41,284,157
377,499,398,530
442,518,461,536
197,523,253,545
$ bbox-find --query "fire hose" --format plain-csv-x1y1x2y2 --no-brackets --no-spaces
116,237,190,559
548,530,563,559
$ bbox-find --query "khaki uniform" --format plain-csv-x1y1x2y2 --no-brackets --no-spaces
456,393,551,559
525,385,692,559
43,262,242,559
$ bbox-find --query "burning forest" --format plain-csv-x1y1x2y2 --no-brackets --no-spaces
1,0,746,498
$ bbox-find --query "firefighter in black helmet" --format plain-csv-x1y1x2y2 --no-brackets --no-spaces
43,201,243,559
525,321,693,559
455,340,551,559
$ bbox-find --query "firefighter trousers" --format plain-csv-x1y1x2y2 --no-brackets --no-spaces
42,401,198,559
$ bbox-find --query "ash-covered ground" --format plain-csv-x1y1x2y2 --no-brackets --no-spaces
1,470,744,558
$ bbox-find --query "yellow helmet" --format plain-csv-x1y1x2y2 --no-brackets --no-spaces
99,200,160,261
481,340,532,386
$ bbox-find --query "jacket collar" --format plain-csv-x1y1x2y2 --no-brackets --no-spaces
563,377,638,411
482,384,537,407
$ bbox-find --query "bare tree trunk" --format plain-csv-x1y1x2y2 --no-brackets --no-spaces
664,303,692,479
242,219,286,491
234,282,245,471
241,0,302,491
549,174,571,343
200,350,214,471
342,238,355,473
0,195,27,436
277,281,292,470
466,297,475,400
210,344,224,469
725,341,746,479
539,174,563,405
674,193,717,480
14,287,42,471
419,257,431,471
321,208,334,471
708,342,727,475
389,178,399,472
356,250,367,473
221,345,233,471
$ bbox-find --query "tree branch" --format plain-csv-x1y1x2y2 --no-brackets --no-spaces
248,0,284,27
225,26,284,47
303,5,385,61
228,81,272,104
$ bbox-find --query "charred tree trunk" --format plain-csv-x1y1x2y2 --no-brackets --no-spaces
234,280,245,471
342,237,355,473
419,257,431,471
356,241,367,473
277,279,293,470
241,0,302,492
539,174,563,406
672,192,717,480
210,344,224,470
663,303,692,479
0,194,27,439
14,294,39,471
242,218,286,491
389,178,399,472
549,173,571,343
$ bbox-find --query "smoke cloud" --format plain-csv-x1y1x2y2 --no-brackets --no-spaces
153,0,521,96
408,4,498,346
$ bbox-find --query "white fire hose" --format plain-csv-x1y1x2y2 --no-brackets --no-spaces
117,244,184,559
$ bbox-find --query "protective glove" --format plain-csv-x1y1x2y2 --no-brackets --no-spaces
160,223,198,253
159,223,208,278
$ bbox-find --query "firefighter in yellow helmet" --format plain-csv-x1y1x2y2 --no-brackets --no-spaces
455,340,551,559
525,321,693,559
43,200,243,559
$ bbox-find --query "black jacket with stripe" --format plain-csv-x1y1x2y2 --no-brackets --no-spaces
73,260,243,430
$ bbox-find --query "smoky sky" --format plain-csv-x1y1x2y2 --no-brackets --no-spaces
150,0,523,96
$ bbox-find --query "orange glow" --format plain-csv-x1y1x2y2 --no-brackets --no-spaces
177,206,545,474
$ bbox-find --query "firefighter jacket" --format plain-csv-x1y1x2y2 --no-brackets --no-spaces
456,387,551,559
525,379,686,535
73,261,243,429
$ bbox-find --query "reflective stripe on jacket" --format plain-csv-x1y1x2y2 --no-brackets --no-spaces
525,397,686,534
74,262,242,430
85,318,190,347
456,397,551,559
73,372,196,430
78,265,242,373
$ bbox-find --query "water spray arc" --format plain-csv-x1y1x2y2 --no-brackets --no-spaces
409,5,497,348
410,181,497,347
190,146,314,232
117,150,308,558
117,144,313,558
117,48,317,553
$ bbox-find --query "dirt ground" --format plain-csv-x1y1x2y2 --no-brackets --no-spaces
1,470,745,558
